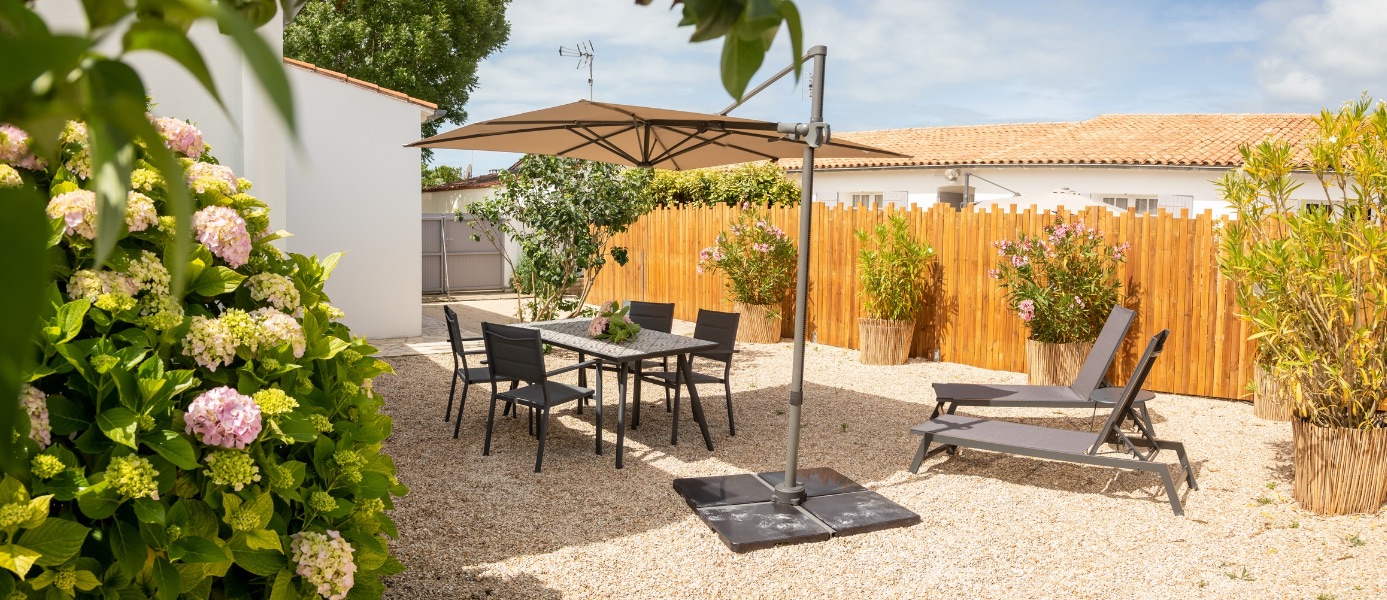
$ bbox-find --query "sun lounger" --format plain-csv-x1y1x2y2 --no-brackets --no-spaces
908,330,1198,515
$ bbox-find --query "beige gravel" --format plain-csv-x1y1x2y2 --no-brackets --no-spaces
373,335,1387,600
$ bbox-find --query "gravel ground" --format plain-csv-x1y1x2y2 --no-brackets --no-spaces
372,338,1387,600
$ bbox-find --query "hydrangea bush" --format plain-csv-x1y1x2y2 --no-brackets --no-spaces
989,217,1127,344
0,117,405,599
697,207,798,306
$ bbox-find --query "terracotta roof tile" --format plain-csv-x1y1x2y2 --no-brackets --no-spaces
283,57,438,111
782,113,1318,170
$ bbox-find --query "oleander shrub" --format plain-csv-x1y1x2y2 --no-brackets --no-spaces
1,116,405,599
988,217,1127,344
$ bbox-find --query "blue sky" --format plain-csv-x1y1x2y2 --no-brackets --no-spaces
431,0,1387,176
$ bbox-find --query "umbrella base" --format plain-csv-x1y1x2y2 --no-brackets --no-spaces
672,467,920,553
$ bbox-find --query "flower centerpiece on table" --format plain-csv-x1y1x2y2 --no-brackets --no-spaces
697,206,797,343
588,301,642,343
989,217,1127,384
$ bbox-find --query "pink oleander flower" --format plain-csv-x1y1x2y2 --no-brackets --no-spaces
710,246,725,261
696,264,705,274
126,192,157,232
193,205,252,267
153,116,205,159
1113,241,1131,261
0,123,46,170
987,268,1001,280
253,308,307,358
752,242,771,253
247,273,301,313
588,315,610,337
184,161,239,195
1011,254,1028,268
1017,299,1036,322
20,384,51,448
47,190,98,239
291,530,357,600
1074,295,1086,308
184,386,262,449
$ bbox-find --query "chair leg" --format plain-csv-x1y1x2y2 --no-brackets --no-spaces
534,407,550,473
445,372,458,422
724,380,735,437
482,395,499,452
1156,465,1185,516
509,381,519,419
632,372,643,430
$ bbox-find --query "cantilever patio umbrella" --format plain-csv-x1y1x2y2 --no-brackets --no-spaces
411,46,920,552
408,98,899,170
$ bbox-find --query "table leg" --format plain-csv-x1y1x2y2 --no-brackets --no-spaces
679,354,714,452
615,362,628,469
593,367,603,456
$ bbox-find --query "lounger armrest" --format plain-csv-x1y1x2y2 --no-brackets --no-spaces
546,359,602,378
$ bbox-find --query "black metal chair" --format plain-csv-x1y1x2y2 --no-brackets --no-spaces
480,322,601,473
577,301,676,412
633,309,740,439
443,306,518,439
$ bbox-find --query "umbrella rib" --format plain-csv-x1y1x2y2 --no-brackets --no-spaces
651,126,784,164
415,123,591,146
564,124,643,165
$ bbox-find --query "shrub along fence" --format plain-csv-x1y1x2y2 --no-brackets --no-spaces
587,203,1254,401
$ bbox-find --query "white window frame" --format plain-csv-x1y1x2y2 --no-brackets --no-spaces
1099,194,1160,214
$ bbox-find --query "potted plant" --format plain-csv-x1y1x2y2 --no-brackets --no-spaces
1218,96,1387,515
855,215,935,364
697,207,797,343
990,217,1127,385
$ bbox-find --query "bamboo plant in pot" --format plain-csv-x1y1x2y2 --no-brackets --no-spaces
1218,96,1387,515
990,217,1128,385
697,207,797,343
855,215,935,364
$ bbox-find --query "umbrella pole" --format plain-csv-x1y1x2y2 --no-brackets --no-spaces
771,45,827,506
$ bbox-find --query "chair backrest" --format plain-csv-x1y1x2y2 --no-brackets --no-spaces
1069,305,1137,397
623,301,675,333
443,306,471,368
1087,329,1168,456
480,322,547,384
692,309,739,363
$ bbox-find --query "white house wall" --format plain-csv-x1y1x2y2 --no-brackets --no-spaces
421,187,494,213
806,165,1328,216
286,69,421,339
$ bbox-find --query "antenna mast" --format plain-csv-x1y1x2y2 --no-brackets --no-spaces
559,41,595,100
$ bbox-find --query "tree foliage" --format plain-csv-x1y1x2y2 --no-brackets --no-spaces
461,155,653,321
283,0,512,159
421,164,464,189
638,0,804,99
856,216,935,322
644,161,798,207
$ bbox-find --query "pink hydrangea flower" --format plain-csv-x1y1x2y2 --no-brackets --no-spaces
253,308,307,358
20,384,51,448
0,123,46,170
588,316,610,337
193,205,252,267
126,192,157,232
184,386,262,449
290,530,356,600
47,190,98,239
153,116,204,159
184,161,239,195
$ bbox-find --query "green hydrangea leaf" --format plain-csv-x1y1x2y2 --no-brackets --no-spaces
54,299,90,345
19,494,52,529
238,529,281,552
154,556,180,600
190,266,246,297
97,407,139,449
73,569,100,591
0,543,41,579
168,537,230,564
268,568,295,600
108,521,147,579
76,479,122,519
272,413,317,443
19,518,90,566
228,534,286,576
32,469,87,502
132,497,166,525
45,396,93,436
140,431,199,470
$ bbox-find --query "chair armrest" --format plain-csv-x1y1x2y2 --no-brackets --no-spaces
457,336,483,342
546,359,602,378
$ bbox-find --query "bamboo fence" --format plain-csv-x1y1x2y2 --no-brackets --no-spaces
588,203,1256,401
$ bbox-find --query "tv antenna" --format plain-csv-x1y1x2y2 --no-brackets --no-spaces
559,41,595,100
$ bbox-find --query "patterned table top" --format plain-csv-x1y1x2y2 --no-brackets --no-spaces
519,318,718,362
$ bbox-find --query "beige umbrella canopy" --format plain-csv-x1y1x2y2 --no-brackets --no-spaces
980,188,1118,214
408,99,905,170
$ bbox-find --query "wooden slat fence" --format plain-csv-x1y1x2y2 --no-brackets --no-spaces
589,203,1254,400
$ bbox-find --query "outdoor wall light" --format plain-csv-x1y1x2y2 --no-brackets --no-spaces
944,168,1020,204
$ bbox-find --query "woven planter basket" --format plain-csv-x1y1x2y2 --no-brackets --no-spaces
1025,339,1093,386
1253,364,1294,421
858,318,914,365
734,302,781,343
1292,419,1387,515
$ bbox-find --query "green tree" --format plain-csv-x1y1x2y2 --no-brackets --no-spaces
645,161,799,207
462,155,654,321
283,0,512,160
422,163,464,188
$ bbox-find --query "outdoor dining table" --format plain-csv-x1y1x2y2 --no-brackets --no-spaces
515,318,720,469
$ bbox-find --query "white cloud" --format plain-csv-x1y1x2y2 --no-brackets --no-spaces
1256,0,1387,107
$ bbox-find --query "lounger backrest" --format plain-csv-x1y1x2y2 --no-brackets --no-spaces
1069,305,1137,397
1087,329,1168,456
